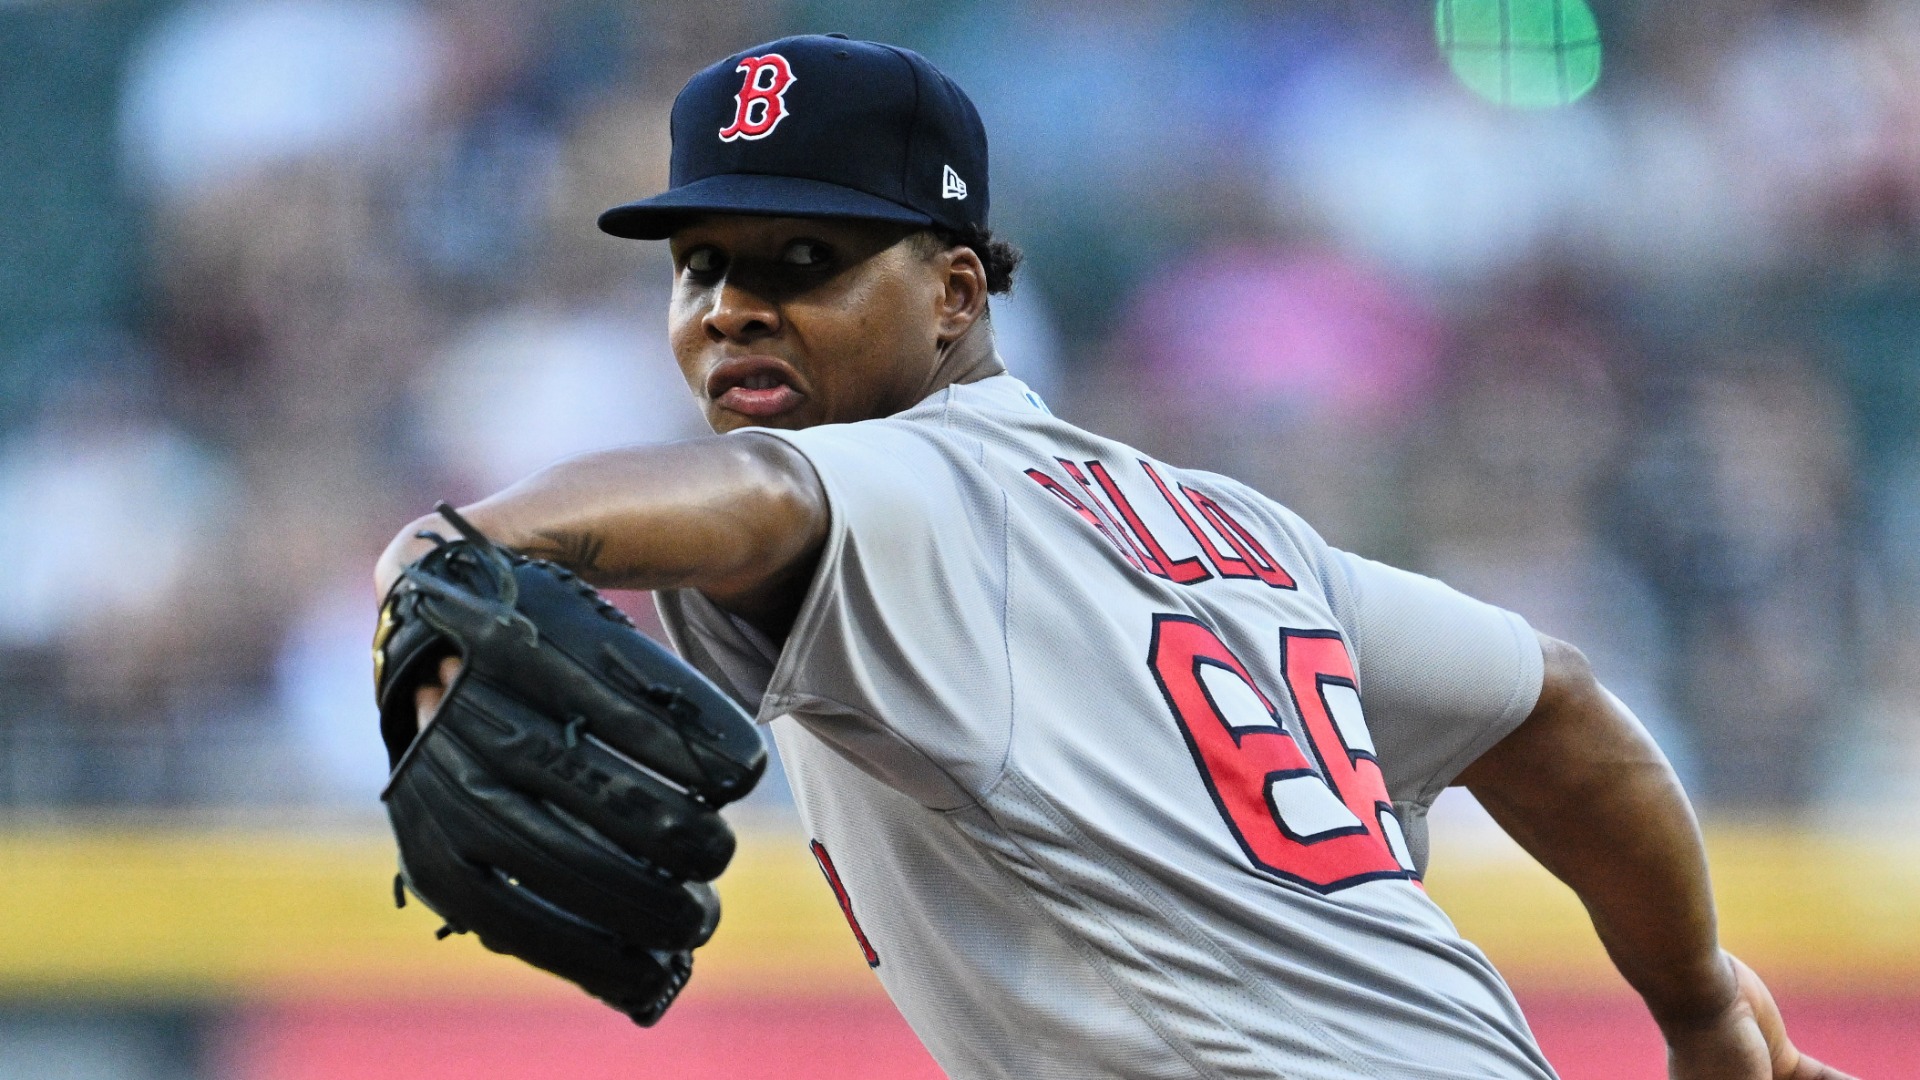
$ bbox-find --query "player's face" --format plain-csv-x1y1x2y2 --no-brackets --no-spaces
667,215,952,433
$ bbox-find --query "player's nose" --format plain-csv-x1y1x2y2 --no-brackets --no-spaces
702,279,781,344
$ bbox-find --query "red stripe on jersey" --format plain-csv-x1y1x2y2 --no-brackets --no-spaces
811,840,881,968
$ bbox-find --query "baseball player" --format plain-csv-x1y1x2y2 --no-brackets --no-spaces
378,35,1851,1080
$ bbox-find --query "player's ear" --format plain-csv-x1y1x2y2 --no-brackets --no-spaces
934,243,988,344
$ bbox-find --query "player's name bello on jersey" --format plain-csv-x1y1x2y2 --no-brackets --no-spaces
1024,456,1301,590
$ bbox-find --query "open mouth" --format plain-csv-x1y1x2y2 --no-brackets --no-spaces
706,357,807,419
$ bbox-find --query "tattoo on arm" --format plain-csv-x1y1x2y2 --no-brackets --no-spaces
516,529,656,589
518,526,645,584
523,529,609,574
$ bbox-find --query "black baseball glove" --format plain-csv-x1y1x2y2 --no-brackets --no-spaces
373,504,765,1025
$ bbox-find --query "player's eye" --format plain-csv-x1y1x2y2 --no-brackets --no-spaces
683,247,724,277
780,240,832,268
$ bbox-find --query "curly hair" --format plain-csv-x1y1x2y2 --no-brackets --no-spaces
913,224,1023,296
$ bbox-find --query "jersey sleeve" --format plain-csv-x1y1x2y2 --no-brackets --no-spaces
657,420,1013,810
1322,549,1544,799
1305,544,1544,871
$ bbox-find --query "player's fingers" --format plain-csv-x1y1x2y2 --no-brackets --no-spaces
1735,958,1802,1079
414,656,465,733
1792,1056,1856,1080
415,683,444,730
1726,955,1858,1080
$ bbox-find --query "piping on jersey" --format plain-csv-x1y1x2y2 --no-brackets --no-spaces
811,839,881,968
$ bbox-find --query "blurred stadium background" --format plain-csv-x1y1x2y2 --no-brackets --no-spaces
4,0,1919,1076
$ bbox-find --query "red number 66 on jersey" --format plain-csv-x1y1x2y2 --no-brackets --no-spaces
1147,615,1419,893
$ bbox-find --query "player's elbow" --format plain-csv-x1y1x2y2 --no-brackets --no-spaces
729,434,829,561
1533,632,1600,723
694,433,830,601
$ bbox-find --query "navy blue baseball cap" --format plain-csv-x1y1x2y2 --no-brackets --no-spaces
597,34,989,240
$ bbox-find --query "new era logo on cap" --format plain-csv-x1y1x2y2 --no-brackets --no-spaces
597,34,990,240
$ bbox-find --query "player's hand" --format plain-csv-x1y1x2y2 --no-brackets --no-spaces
375,512,452,600
1664,954,1855,1080
372,511,764,1025
378,514,461,742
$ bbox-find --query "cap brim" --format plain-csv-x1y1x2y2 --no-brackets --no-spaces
598,173,934,240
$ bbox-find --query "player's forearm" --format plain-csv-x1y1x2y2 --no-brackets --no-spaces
376,433,827,602
1457,636,1738,1036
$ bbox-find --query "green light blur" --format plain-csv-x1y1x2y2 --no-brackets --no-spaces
1435,0,1602,109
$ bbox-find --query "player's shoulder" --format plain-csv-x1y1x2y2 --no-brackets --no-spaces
759,373,1060,466
742,390,980,459
1160,459,1323,546
933,376,1324,538
934,374,1145,463
921,371,1061,443
729,382,1020,507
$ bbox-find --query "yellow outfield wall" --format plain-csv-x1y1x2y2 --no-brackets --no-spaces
1,820,1915,1003
1423,824,1920,992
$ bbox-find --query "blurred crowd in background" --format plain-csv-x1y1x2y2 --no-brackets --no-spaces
4,0,1920,818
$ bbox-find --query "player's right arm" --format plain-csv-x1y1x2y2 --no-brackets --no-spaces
1301,540,1848,1080
1457,635,1852,1080
375,433,828,638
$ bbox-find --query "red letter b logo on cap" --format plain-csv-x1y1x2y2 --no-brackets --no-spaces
719,54,796,142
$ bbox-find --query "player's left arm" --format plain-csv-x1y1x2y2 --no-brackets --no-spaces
1454,634,1854,1080
374,433,828,637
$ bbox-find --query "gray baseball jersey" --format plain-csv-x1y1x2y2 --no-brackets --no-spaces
658,374,1556,1080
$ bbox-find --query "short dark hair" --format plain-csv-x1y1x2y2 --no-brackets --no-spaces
913,225,1022,295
